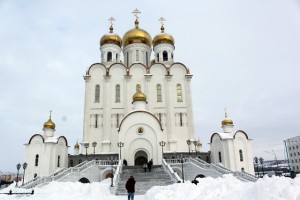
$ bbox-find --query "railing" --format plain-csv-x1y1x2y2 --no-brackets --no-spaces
21,159,120,189
162,159,181,183
111,160,122,194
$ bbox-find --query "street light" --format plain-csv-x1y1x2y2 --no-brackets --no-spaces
178,154,185,183
259,157,264,177
159,141,166,158
92,141,97,158
254,157,259,177
16,163,21,186
84,143,89,160
110,156,114,187
117,142,124,160
193,140,197,156
22,162,27,186
186,139,191,156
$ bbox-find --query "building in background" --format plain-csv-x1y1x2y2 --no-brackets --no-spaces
286,136,300,173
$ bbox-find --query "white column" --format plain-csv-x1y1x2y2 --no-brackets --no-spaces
185,75,194,139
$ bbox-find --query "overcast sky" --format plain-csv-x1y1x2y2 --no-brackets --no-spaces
1,0,300,172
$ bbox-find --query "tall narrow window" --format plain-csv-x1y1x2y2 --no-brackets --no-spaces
116,54,118,61
136,50,139,62
158,113,162,122
146,52,148,66
136,84,141,92
35,154,39,166
95,85,100,103
116,85,120,102
57,155,60,167
218,152,222,162
95,114,98,128
179,113,183,126
239,149,243,161
163,51,168,61
70,160,74,167
127,52,129,66
157,84,162,102
107,52,112,62
157,53,159,61
177,84,183,102
116,114,120,128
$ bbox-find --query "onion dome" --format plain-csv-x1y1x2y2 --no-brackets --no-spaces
100,25,122,47
221,110,233,126
132,88,147,102
122,20,152,47
74,142,80,149
43,112,55,129
152,25,175,47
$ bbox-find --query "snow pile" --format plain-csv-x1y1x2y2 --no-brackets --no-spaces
0,175,300,200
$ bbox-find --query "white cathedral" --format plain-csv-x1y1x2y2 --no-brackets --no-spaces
23,12,254,183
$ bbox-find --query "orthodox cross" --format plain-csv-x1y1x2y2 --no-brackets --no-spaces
108,16,115,26
224,108,228,118
132,8,141,20
49,110,52,118
159,17,166,26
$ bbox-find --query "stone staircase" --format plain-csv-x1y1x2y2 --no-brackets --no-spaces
116,165,174,195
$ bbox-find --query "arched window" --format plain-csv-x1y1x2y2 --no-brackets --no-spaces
70,160,74,167
116,114,120,128
107,52,112,62
239,149,243,161
156,84,162,102
163,51,168,61
218,151,222,162
95,85,100,103
177,84,183,102
35,154,39,166
57,155,60,167
116,85,120,102
136,50,139,62
136,84,141,92
95,114,98,128
179,112,183,127
157,53,159,61
146,52,148,66
116,54,118,61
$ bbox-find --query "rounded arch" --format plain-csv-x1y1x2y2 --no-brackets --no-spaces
28,134,44,144
57,136,68,146
134,150,148,165
195,174,206,179
233,130,249,140
172,166,182,179
101,167,115,180
169,62,189,75
118,110,163,132
210,133,223,143
128,63,147,75
148,63,168,75
79,177,90,183
86,63,107,75
107,63,127,76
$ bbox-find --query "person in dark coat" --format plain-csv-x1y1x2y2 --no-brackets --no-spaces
123,159,128,166
147,159,153,172
125,176,135,200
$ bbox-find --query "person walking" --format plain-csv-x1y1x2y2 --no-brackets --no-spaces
147,159,153,172
125,176,135,200
143,162,147,172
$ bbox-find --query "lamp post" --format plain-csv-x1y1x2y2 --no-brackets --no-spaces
22,162,27,186
178,154,185,183
84,143,89,160
110,156,114,187
193,140,197,156
259,157,264,177
15,163,21,186
117,142,124,160
186,139,191,156
159,141,166,158
92,141,97,158
254,157,259,177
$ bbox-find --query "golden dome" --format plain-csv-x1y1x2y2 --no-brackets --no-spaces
43,113,55,129
74,142,80,149
152,25,175,47
132,90,147,102
100,26,122,47
122,20,152,47
221,109,233,126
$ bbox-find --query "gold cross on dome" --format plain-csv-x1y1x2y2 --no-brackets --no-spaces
224,108,228,118
159,17,166,26
108,17,115,26
49,110,52,118
132,8,141,20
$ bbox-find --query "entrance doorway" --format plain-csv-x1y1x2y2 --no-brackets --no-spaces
134,150,148,165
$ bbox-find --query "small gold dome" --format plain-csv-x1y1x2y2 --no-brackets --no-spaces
122,20,152,47
74,142,80,149
152,25,175,47
221,110,233,126
100,26,122,47
132,90,147,102
43,116,55,129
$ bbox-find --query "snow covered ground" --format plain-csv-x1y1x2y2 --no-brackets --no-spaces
0,175,300,200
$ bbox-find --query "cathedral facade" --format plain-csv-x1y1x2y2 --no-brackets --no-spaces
81,15,195,165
